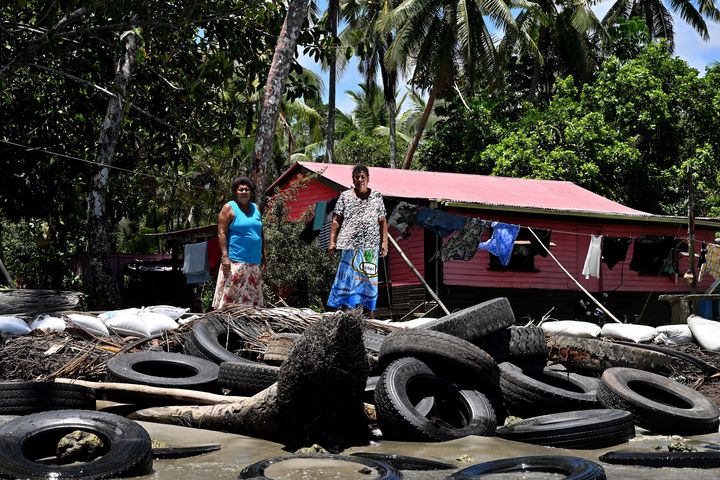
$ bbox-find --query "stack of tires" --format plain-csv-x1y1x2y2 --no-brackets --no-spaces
369,297,720,452
370,298,518,441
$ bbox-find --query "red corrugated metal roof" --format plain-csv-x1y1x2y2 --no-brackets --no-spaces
269,161,648,217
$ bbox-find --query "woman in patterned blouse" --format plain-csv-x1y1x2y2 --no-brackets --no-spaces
327,165,388,317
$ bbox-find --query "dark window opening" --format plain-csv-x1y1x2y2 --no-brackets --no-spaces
487,228,540,272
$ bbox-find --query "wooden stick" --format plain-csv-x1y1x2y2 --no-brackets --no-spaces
54,378,249,405
0,257,16,288
388,235,451,315
528,227,622,324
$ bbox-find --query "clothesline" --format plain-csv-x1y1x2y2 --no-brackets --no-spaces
388,201,709,249
387,201,710,277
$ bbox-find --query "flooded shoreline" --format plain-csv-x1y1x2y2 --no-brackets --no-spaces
137,420,720,480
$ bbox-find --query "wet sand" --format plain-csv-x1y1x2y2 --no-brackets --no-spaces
140,420,720,479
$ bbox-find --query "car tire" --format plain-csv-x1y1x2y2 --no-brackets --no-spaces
106,351,219,391
448,455,606,480
374,357,496,441
0,382,96,414
597,367,720,435
0,410,153,479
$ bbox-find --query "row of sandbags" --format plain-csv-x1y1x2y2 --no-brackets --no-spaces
540,315,720,350
0,305,192,338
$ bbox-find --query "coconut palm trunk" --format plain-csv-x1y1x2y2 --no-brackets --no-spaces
327,0,337,164
253,0,310,206
86,29,139,309
401,79,443,169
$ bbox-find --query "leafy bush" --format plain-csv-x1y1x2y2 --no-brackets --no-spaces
0,217,82,289
263,174,337,310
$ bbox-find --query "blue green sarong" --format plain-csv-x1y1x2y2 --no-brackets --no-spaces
327,248,379,311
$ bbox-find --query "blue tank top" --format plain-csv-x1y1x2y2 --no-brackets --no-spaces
228,201,263,264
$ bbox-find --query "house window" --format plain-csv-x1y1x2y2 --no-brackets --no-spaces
487,228,541,272
488,243,538,272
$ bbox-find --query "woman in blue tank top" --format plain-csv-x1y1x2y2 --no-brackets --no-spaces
212,176,265,309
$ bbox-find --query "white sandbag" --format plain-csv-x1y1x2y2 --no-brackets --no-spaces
0,316,31,335
105,312,150,338
688,315,720,352
98,308,141,323
654,324,693,345
65,313,109,337
541,320,601,338
142,305,189,320
141,311,178,336
600,323,657,343
29,315,66,333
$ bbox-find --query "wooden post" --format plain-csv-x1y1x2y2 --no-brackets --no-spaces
387,235,450,315
0,257,16,288
688,164,698,298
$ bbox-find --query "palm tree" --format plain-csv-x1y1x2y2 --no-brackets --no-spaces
498,0,604,101
380,0,518,169
253,0,312,206
327,0,339,163
341,0,403,167
602,0,720,52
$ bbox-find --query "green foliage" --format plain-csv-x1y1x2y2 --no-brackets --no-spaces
262,175,337,310
1,218,82,289
417,98,505,174
335,131,407,168
419,43,720,217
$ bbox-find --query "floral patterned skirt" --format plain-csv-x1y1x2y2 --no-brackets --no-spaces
212,261,264,309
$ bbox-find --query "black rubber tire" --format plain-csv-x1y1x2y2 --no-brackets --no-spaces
350,452,455,470
599,450,720,468
185,316,252,364
378,329,499,387
106,351,219,391
218,361,279,394
597,367,720,435
496,409,635,449
367,375,435,414
261,333,300,365
152,444,221,459
478,326,548,371
0,382,96,414
547,335,672,373
448,455,606,480
499,362,600,417
238,454,401,479
0,409,153,479
421,297,516,343
363,329,387,353
374,357,496,441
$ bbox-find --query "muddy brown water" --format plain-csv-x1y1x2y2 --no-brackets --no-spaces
140,422,720,479
2,415,720,479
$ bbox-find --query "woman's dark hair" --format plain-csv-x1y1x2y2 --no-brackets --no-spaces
231,176,254,194
352,164,369,177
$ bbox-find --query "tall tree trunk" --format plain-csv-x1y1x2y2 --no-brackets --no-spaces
86,29,139,309
379,38,397,168
401,80,442,170
326,0,337,164
252,0,310,206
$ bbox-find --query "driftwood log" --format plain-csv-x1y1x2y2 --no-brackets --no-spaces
130,309,371,450
0,289,85,316
54,378,248,406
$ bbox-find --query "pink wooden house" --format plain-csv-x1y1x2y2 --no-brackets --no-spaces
267,162,720,324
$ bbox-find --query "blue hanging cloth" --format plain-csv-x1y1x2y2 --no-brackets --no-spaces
477,222,520,266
